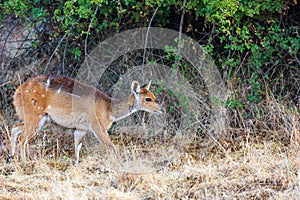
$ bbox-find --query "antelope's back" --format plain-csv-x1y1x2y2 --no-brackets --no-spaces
13,75,77,120
14,75,112,122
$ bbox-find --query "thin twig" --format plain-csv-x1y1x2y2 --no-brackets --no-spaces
13,24,36,61
177,11,184,57
83,6,99,83
142,6,159,71
295,55,300,66
230,51,249,84
1,19,20,64
44,32,67,73
85,6,99,59
0,81,11,87
173,11,185,81
62,44,66,74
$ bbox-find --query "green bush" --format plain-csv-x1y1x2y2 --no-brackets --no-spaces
1,0,297,104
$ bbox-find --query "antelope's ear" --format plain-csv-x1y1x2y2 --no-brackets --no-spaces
144,80,152,90
131,81,140,95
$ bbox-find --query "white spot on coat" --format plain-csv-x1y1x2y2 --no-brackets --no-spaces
65,92,80,98
46,77,50,89
57,87,62,93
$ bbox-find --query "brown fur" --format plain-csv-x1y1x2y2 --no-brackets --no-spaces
9,75,163,165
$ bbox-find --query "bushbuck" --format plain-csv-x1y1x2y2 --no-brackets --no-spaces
7,75,163,165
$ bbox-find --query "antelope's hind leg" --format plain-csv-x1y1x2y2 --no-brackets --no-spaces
8,115,49,163
7,124,23,163
74,130,87,166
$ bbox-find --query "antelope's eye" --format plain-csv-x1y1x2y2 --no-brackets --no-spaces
145,98,152,102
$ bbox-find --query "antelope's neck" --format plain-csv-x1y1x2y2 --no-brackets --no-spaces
109,94,137,122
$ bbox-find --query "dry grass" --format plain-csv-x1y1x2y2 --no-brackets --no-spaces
0,129,300,199
0,63,299,199
0,78,299,199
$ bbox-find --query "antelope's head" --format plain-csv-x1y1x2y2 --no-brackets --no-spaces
131,80,163,114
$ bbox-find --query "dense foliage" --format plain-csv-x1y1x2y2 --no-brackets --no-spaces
0,0,299,134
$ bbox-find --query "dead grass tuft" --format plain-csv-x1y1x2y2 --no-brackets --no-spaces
0,62,299,199
0,128,300,199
